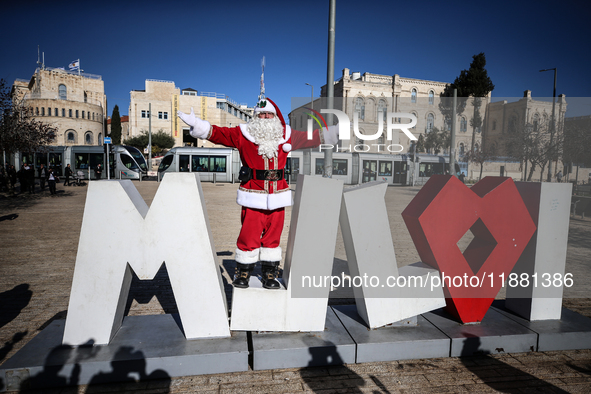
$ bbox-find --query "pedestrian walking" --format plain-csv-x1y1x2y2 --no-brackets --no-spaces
47,168,58,195
64,164,72,186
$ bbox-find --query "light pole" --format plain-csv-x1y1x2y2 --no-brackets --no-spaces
305,83,313,111
539,68,557,182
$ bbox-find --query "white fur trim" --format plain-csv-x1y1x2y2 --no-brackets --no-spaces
254,100,277,114
282,143,292,152
267,190,293,210
278,125,291,144
236,189,293,210
260,246,282,262
235,248,260,264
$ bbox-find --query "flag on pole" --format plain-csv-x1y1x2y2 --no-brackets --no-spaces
68,59,80,71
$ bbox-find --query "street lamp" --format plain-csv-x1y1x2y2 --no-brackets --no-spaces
539,68,557,182
305,83,313,111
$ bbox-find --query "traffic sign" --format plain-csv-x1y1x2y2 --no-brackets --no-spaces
104,137,112,144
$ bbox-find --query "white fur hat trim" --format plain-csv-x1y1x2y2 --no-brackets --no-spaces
282,143,292,152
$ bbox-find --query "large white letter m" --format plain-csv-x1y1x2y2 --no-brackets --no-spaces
63,174,230,346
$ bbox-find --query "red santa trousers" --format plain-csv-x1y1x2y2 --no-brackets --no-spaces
237,207,285,259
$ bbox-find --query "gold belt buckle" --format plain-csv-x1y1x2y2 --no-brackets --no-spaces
265,170,280,181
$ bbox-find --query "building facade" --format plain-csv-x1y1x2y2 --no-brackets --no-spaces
12,67,107,146
128,80,253,148
289,68,488,157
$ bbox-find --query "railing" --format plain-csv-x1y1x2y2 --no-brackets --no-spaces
42,67,102,80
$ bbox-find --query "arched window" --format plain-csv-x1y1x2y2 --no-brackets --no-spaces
59,84,67,100
84,92,87,103
411,88,417,103
411,112,418,129
355,97,365,120
426,113,434,133
85,132,93,145
428,90,434,105
67,131,76,143
459,142,465,156
460,117,467,133
533,113,539,132
98,133,103,144
444,116,451,132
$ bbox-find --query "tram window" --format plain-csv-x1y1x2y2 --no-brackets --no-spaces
49,153,63,176
89,153,103,169
76,154,89,169
333,159,348,175
179,155,190,172
378,161,392,176
419,163,444,177
120,155,138,170
209,156,226,172
191,155,209,172
315,158,324,174
159,155,173,171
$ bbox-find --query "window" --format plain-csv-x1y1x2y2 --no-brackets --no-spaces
333,159,348,175
55,108,58,116
120,155,138,170
84,92,87,103
492,120,496,130
444,116,451,132
48,107,51,116
41,107,45,116
75,153,89,169
141,110,147,118
461,117,467,133
67,132,75,142
426,113,434,133
216,102,225,110
378,100,387,122
378,161,392,176
429,90,434,105
62,108,65,117
192,155,209,172
92,113,95,121
36,107,39,115
69,109,72,117
82,111,85,119
355,97,365,120
411,88,417,103
157,112,168,120
159,155,173,171
158,112,163,119
474,143,479,152
85,132,92,145
459,143,465,156
315,158,324,175
419,163,445,177
76,110,79,118
163,112,168,120
59,84,67,100
209,156,226,172
533,113,539,132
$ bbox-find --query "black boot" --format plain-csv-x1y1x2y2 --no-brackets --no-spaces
261,261,281,289
232,263,254,288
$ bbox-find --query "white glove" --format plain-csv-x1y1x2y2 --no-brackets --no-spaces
323,124,340,145
177,108,211,139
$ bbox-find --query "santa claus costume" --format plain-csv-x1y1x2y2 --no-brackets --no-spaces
178,97,337,289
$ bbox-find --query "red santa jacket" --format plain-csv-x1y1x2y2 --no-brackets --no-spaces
204,99,327,210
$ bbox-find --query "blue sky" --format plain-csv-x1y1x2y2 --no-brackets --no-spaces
2,0,590,120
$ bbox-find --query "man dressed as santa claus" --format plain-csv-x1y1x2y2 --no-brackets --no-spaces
178,96,337,289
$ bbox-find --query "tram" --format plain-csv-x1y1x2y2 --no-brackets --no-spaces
15,145,147,180
158,147,241,182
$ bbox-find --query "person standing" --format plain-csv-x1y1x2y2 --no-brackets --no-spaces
458,172,466,184
94,164,103,180
556,171,563,183
18,163,28,193
47,168,58,195
38,164,47,191
64,164,72,186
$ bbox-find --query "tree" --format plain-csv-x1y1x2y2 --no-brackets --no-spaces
110,105,122,144
0,79,55,155
123,129,175,155
448,53,495,151
462,147,495,181
424,127,450,155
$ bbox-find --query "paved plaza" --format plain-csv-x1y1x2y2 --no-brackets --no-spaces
1,178,591,393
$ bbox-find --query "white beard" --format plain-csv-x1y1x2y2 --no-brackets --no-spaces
248,116,284,159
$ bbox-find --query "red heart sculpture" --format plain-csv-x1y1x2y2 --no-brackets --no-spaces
402,176,536,323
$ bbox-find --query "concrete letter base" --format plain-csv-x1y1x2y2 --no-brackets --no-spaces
332,305,450,363
249,307,356,371
0,315,247,392
492,300,591,351
422,307,538,357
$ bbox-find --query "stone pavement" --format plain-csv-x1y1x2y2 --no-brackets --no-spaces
1,178,591,393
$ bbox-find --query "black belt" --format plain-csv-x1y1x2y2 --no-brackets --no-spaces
239,166,284,181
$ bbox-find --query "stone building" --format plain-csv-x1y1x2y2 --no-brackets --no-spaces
11,67,107,146
128,80,253,148
289,68,488,157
